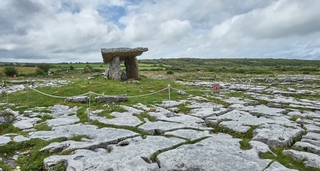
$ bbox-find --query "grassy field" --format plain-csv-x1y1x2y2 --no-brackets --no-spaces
0,58,319,170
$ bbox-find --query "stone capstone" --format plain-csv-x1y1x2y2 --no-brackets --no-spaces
101,47,148,63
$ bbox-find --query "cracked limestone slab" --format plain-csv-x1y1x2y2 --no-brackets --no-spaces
157,133,272,171
302,132,320,141
241,105,286,117
44,136,185,171
13,135,30,142
138,121,187,135
147,106,208,129
40,127,139,153
90,111,143,127
283,149,320,169
164,129,212,141
293,141,320,155
304,124,320,134
252,124,303,147
49,104,78,118
159,100,187,108
46,115,79,127
30,123,137,142
188,101,227,119
0,135,11,145
206,110,272,132
13,116,40,130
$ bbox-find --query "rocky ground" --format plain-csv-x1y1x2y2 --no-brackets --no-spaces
0,75,320,170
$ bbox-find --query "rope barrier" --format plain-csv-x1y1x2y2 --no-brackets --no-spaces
127,87,168,98
170,87,211,92
28,87,69,99
26,84,214,100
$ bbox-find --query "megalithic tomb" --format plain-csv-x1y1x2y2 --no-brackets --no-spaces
101,47,148,80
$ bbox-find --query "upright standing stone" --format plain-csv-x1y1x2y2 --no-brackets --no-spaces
125,57,140,80
101,47,148,81
108,56,121,80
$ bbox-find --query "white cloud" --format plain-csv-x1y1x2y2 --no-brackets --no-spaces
0,0,319,62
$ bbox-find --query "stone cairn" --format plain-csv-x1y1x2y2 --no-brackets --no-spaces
101,47,148,81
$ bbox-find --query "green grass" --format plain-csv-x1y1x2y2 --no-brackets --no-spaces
150,136,210,162
51,161,67,171
70,135,89,141
133,112,156,122
34,123,51,131
0,123,21,135
260,147,319,171
36,114,53,123
91,120,150,136
0,138,65,171
76,107,89,123
211,124,259,150
93,104,127,119
176,103,194,114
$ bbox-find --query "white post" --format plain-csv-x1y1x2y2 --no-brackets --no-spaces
168,84,171,101
88,92,91,120
6,92,8,108
168,84,171,108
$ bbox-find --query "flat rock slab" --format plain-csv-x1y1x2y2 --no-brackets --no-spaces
49,104,78,118
252,124,303,147
44,136,184,171
31,124,141,150
188,101,227,119
13,135,30,142
138,121,186,135
13,116,40,130
157,133,271,171
164,129,212,141
283,149,320,169
293,141,320,155
40,127,139,153
241,105,286,117
0,135,11,145
90,112,143,127
46,115,80,127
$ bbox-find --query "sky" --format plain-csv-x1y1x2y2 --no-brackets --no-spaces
0,0,320,63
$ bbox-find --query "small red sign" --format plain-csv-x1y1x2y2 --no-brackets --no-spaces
213,83,220,93
14,75,16,79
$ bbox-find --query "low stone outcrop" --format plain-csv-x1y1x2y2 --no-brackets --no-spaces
95,95,128,103
66,96,89,103
0,109,18,124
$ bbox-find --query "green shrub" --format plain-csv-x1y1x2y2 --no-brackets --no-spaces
37,63,51,72
167,70,174,74
3,67,18,77
36,69,46,76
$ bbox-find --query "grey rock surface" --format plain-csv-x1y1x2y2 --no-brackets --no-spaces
0,135,11,145
44,136,183,171
283,149,320,168
13,135,30,142
157,133,271,171
66,96,89,103
252,124,303,147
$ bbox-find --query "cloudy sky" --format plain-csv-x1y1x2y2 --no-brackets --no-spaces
0,0,320,63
